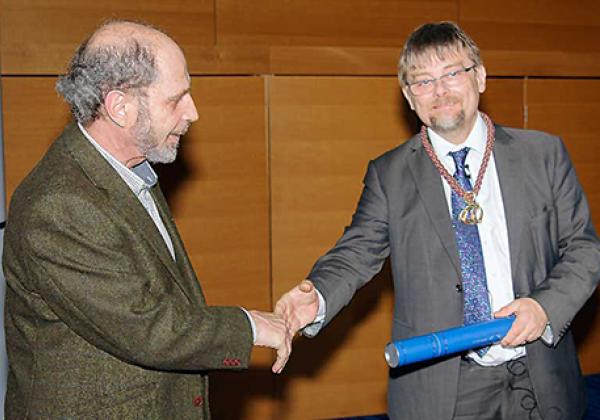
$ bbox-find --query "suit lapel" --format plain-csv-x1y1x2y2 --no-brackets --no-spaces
406,136,462,280
151,185,206,303
493,126,528,291
61,123,194,300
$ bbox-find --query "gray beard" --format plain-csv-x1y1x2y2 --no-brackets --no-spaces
430,109,465,134
132,103,178,164
145,141,178,164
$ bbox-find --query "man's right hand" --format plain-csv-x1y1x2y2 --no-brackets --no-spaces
249,310,292,374
275,280,320,335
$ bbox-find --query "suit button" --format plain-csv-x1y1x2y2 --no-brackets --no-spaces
193,395,204,407
455,284,463,293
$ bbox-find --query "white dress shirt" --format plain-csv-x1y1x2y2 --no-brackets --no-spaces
428,113,525,365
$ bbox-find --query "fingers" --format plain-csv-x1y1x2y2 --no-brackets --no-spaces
493,304,515,318
274,280,320,334
298,279,314,293
249,310,293,374
495,298,548,347
271,336,292,374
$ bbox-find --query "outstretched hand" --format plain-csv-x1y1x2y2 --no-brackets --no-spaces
275,280,320,335
249,310,293,374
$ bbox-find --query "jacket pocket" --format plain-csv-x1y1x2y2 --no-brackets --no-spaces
529,206,559,281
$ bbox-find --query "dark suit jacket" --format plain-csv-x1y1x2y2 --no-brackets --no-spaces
3,123,253,419
309,125,600,420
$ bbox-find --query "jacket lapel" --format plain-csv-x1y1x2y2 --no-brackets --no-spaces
492,126,528,292
61,123,194,300
151,185,206,303
406,135,462,280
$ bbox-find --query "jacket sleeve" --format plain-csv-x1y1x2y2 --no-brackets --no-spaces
308,160,390,328
19,190,254,371
528,137,600,346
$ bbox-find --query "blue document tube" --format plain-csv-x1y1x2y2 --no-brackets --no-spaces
384,316,515,368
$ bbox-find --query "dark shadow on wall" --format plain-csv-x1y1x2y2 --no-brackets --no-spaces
275,260,394,413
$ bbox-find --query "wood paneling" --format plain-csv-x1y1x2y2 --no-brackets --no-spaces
2,77,70,198
0,0,214,74
269,46,400,76
3,2,600,76
174,76,274,418
526,79,600,374
480,78,524,128
461,0,600,77
217,0,457,47
270,76,412,418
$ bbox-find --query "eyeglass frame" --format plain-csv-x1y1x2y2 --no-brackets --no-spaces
404,64,478,96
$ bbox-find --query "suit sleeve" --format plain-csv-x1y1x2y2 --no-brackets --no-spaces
528,137,600,346
308,160,390,328
20,191,253,371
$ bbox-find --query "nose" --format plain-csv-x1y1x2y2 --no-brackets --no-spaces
184,94,199,123
432,78,450,97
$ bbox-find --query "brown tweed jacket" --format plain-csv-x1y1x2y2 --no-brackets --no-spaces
3,123,253,419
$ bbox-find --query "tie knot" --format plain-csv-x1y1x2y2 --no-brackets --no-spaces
449,147,470,174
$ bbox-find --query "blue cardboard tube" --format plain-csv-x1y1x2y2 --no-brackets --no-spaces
384,316,515,368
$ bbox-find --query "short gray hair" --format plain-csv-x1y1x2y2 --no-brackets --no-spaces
56,26,158,125
398,21,482,86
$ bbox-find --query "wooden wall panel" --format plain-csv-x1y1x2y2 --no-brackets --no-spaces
174,76,274,419
4,2,600,76
2,77,70,198
217,0,457,47
480,77,524,128
0,0,214,74
460,0,600,76
217,0,457,76
2,75,277,418
526,79,600,374
269,77,524,418
270,76,411,418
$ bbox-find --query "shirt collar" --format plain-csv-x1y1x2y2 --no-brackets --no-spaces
427,112,487,159
77,122,158,193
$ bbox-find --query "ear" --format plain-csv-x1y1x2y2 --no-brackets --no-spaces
475,65,487,94
401,86,415,111
103,90,130,128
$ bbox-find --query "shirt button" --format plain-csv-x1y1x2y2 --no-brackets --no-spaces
193,395,204,407
455,284,463,293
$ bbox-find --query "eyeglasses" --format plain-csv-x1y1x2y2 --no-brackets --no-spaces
406,65,477,96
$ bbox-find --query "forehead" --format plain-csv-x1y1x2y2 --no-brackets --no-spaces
151,40,190,95
406,46,469,75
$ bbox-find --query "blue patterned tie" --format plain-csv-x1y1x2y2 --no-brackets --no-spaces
449,148,492,354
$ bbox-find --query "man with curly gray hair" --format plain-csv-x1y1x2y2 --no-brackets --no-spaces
3,20,292,419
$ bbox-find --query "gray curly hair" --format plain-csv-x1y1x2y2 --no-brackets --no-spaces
56,23,159,125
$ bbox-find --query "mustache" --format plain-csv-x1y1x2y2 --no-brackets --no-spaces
170,124,191,136
432,97,460,108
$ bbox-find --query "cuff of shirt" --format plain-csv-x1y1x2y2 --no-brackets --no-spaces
240,307,257,344
302,288,326,337
541,322,554,345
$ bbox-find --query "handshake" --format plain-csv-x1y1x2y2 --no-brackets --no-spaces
248,280,320,374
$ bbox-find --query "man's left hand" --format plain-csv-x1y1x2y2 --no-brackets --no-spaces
494,298,549,347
